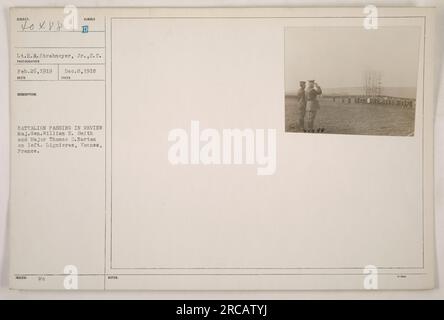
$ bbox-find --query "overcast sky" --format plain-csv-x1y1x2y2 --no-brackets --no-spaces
285,27,421,92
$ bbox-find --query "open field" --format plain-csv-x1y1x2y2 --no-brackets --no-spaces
285,96,416,136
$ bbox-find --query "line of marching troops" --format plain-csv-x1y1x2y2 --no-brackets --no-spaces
324,95,415,108
294,81,416,133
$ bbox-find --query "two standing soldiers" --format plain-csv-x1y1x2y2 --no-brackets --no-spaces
296,80,322,132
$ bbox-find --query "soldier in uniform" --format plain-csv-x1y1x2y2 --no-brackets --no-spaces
295,81,306,131
305,80,322,132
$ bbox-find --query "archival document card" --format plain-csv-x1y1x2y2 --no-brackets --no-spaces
9,7,436,290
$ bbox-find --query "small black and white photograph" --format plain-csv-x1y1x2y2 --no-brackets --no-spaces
285,27,421,136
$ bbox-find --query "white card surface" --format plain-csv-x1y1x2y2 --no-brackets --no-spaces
9,7,436,290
